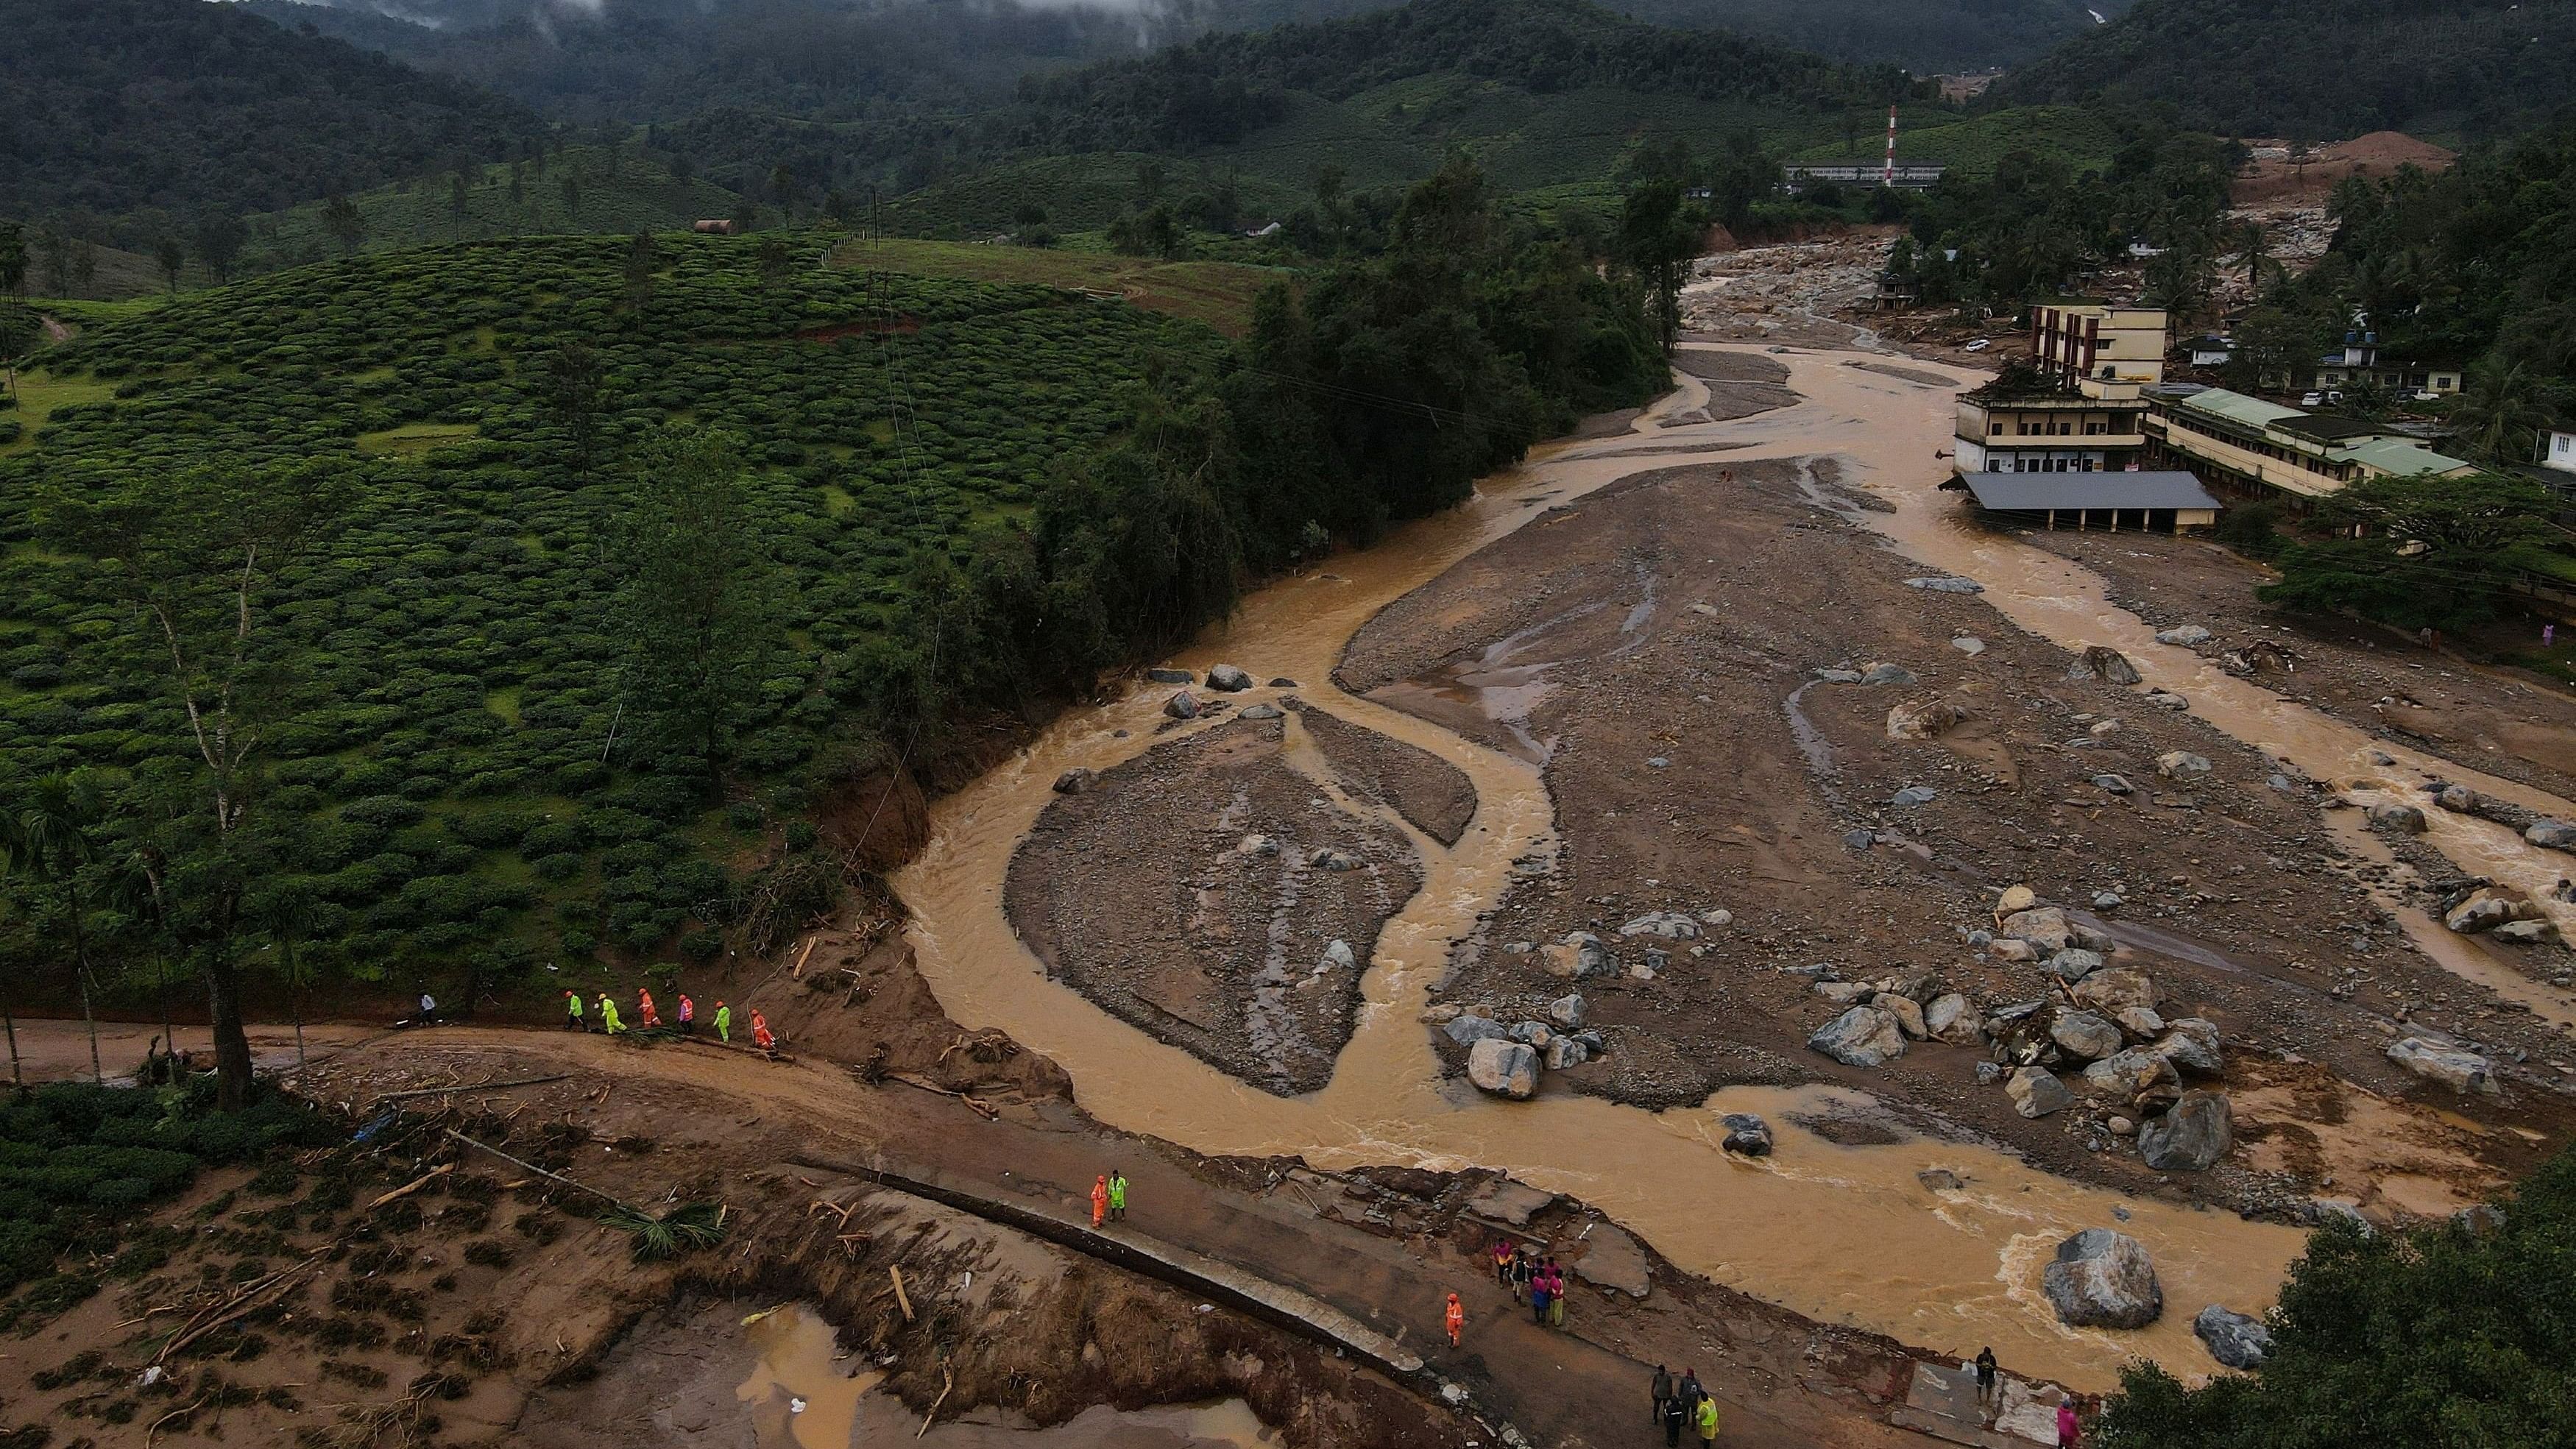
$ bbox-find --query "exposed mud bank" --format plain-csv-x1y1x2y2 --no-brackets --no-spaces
1006,711,1424,1095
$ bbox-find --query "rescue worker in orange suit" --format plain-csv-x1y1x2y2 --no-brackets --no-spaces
637,988,662,1030
751,1009,776,1055
1091,1175,1110,1228
1445,1292,1465,1348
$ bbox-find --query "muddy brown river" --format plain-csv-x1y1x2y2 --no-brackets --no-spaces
892,348,2576,1391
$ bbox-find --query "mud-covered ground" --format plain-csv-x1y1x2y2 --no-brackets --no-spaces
1334,454,2575,1217
2024,529,2576,804
1670,347,1802,422
1005,710,1426,1095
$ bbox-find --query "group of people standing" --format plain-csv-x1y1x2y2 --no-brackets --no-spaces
563,987,774,1053
1649,1366,1721,1445
1490,1239,1573,1329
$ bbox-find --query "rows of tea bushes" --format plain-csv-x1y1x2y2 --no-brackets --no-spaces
1,233,1216,982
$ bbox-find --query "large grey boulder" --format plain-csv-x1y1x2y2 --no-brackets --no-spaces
1540,932,1613,979
1443,1014,1508,1046
1925,992,1986,1046
2006,1066,2074,1119
2445,887,2541,935
1163,690,1200,719
1720,1113,1774,1155
2042,1228,2163,1329
2195,1305,2273,1370
2050,1010,2126,1061
1467,1039,1541,1099
1144,667,1195,684
1812,980,1875,1005
2156,751,2213,779
1204,664,1253,692
1052,768,1097,795
1618,911,1701,940
2070,646,2143,685
2155,625,2213,646
2083,1048,2176,1097
1887,698,1971,740
1861,662,1918,686
2073,968,2159,1013
1545,1035,1590,1070
1549,993,1588,1029
2154,1018,2224,1077
1808,1006,1909,1068
2387,1037,2501,1095
2045,947,2106,983
2525,819,2576,851
1876,992,1930,1040
2000,907,2075,954
2139,1090,2233,1171
2367,802,2428,835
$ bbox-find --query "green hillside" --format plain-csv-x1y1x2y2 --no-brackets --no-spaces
0,233,1219,981
239,146,744,274
1789,107,2120,180
1999,0,2576,139
1,0,539,219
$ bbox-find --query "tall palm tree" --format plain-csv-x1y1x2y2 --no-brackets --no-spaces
2452,358,2552,464
1,770,113,1083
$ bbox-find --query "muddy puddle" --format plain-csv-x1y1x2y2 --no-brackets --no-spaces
894,348,2574,1392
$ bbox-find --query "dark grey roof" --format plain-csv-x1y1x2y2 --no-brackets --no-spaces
1958,471,2221,511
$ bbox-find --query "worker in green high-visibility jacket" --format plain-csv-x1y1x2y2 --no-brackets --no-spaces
598,993,625,1035
563,990,585,1030
714,1000,732,1043
1107,1170,1128,1222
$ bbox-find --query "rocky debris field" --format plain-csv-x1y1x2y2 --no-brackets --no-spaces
1292,701,1479,847
2028,531,2576,804
1336,451,2576,1218
1680,233,1894,349
1008,707,1425,1095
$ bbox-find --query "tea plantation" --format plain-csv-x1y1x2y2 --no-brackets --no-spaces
0,233,1222,985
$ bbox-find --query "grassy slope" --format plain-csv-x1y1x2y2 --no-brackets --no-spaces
1787,106,2120,179
0,233,1222,984
240,146,743,275
829,239,1287,336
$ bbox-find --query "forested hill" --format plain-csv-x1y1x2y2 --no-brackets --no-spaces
0,0,541,219
267,0,2117,110
1012,0,1919,152
1998,0,2576,139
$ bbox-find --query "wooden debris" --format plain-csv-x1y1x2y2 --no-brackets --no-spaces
889,1265,914,1322
365,1164,453,1211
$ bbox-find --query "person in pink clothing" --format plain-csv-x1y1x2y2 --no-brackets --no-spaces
2057,1400,2081,1448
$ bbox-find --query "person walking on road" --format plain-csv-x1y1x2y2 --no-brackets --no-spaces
676,993,695,1035
1975,1347,1998,1407
1541,1258,1566,1328
563,990,584,1031
1528,1263,1552,1326
637,988,662,1030
1108,1170,1128,1222
1693,1392,1720,1445
1679,1369,1704,1414
1491,1237,1514,1288
1091,1175,1110,1228
598,993,624,1035
1651,1365,1674,1426
1508,1247,1532,1305
715,1000,732,1043
751,1010,776,1054
1444,1292,1465,1348
1660,1390,1687,1448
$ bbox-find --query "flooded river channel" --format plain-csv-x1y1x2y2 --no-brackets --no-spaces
891,349,2575,1390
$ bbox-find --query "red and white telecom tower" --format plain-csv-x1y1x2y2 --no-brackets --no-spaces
1882,104,1899,187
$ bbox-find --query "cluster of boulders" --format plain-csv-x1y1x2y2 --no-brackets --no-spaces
1500,908,1735,984
1435,996,1610,1099
2438,882,2558,945
1800,883,2240,1172
1152,664,1299,719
